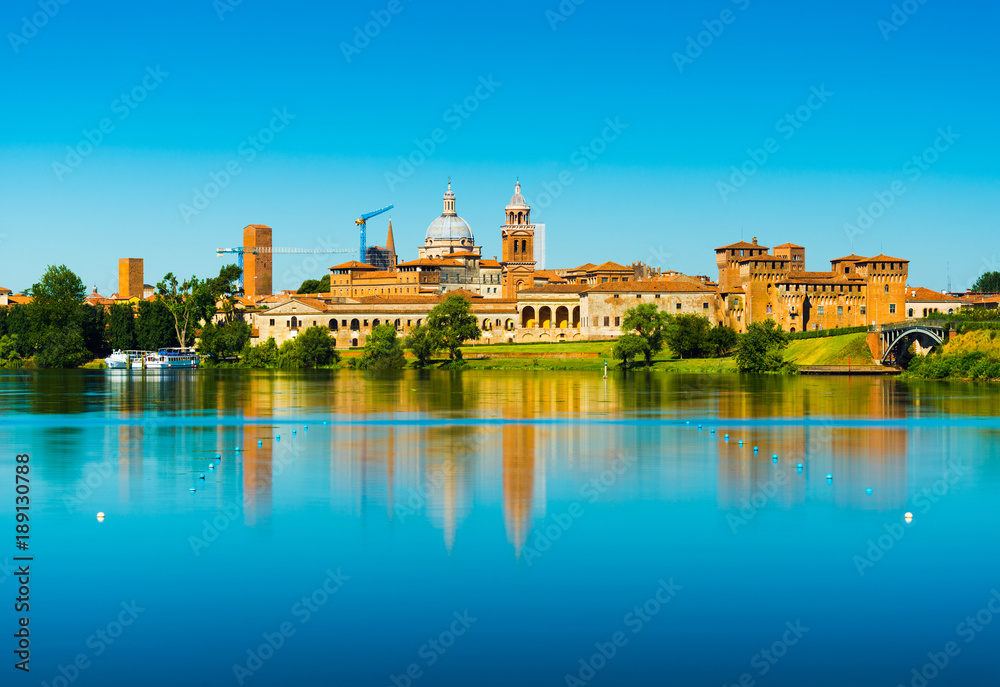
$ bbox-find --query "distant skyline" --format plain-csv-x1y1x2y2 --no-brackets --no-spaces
1,0,997,294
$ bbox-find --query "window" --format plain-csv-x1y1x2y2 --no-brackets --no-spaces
364,319,369,326
766,305,772,314
269,319,275,326
615,316,621,326
636,294,641,299
603,316,610,327
890,304,896,314
342,320,347,327
817,306,824,316
655,294,661,299
703,302,709,309
675,303,681,310
885,285,889,293
837,306,843,315
908,308,914,317
614,294,620,299
602,277,608,283
860,306,866,315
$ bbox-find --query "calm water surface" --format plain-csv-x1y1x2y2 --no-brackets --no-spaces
1,370,999,686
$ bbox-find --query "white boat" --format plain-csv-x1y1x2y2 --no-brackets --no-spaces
104,350,152,369
144,348,200,369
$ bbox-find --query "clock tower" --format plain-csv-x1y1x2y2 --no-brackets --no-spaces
501,181,536,298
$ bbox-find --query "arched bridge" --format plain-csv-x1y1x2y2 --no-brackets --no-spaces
870,321,949,366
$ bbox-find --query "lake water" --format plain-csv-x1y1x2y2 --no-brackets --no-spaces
1,370,999,686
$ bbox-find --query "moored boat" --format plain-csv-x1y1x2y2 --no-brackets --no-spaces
144,348,200,369
105,350,153,369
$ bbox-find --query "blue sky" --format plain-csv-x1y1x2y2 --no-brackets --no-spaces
0,0,997,293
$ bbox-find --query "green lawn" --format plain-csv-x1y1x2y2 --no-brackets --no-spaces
784,333,875,366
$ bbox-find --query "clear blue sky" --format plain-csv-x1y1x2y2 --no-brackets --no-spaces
1,0,997,294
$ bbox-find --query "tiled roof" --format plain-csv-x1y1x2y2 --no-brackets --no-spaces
0,287,11,294
830,254,868,263
519,284,593,294
906,287,961,303
445,289,483,299
860,254,910,263
773,243,804,249
443,251,482,258
396,258,462,268
717,241,768,251
593,261,631,272
738,255,790,263
7,295,32,304
478,259,502,268
533,270,568,283
565,263,597,272
330,260,378,270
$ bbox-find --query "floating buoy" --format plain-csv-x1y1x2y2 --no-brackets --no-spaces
258,440,263,447
724,434,729,440
753,446,759,452
96,512,105,522
276,435,280,441
189,488,196,492
772,456,778,463
304,426,308,431
738,439,744,446
199,473,205,479
685,421,690,425
710,429,715,435
866,488,873,495
697,424,702,429
826,473,833,481
216,454,222,459
293,430,296,436
208,463,215,469
904,512,913,523
235,447,240,452
323,421,328,425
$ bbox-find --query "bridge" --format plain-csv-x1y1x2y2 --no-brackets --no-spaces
869,320,951,366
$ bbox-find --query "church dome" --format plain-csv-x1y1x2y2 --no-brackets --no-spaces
425,181,474,242
508,181,527,207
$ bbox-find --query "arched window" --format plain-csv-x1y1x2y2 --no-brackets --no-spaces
521,239,527,253
290,316,298,328
329,318,338,331
513,240,518,254
350,318,360,330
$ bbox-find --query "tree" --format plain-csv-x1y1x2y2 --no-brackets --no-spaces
359,323,406,370
707,324,739,357
613,333,649,370
971,271,1000,294
621,303,671,365
106,303,138,351
206,264,243,322
0,334,21,368
29,264,86,312
135,299,180,351
297,274,330,294
198,319,251,360
156,273,213,347
34,327,90,368
735,319,794,373
425,295,480,361
242,338,279,368
405,324,439,367
277,326,339,369
664,314,712,359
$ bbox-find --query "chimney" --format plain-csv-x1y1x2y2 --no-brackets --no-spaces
752,236,758,246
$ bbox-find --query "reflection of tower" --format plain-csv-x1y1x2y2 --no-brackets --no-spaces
117,426,144,503
502,424,536,557
501,181,537,298
242,434,273,527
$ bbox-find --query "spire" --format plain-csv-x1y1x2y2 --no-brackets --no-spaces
443,180,456,216
386,219,395,253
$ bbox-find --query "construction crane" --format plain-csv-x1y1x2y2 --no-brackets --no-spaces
355,205,394,262
215,245,355,290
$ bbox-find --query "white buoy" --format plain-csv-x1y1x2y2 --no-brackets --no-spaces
904,512,914,522
189,488,196,492
96,512,105,522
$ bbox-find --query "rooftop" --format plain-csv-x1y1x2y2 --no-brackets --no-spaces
330,260,378,271
906,287,961,303
717,240,768,251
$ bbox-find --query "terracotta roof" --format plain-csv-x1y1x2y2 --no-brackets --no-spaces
830,254,868,263
905,287,961,303
445,289,483,299
565,263,597,272
0,287,11,294
587,281,713,293
330,260,378,271
478,259,502,268
355,295,443,305
773,243,804,249
396,258,462,268
443,251,482,258
593,261,631,272
859,254,910,263
7,295,32,304
532,270,568,283
519,284,593,294
717,241,768,251
738,255,790,263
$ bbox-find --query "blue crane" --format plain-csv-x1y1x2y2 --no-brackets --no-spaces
216,245,355,290
355,204,394,262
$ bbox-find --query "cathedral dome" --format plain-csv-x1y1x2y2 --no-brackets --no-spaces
425,181,474,242
508,180,527,207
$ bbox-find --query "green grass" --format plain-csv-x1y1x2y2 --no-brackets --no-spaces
461,340,617,355
784,333,875,366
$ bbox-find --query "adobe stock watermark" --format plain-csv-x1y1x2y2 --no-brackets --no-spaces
232,568,349,685
673,0,752,73
726,469,790,534
37,601,145,687
853,460,966,576
563,578,681,686
717,84,833,202
842,127,959,246
894,588,1000,687
7,0,71,53
214,0,245,21
392,463,458,525
384,75,501,192
178,107,295,223
341,0,410,63
878,0,931,40
546,0,586,31
722,620,810,687
532,117,628,211
61,458,114,509
52,65,169,181
280,235,355,287
387,610,477,687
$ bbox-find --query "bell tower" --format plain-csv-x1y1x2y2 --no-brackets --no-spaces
501,180,536,299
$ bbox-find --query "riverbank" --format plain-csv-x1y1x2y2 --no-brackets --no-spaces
903,329,1000,380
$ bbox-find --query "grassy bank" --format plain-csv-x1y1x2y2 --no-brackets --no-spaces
784,333,875,366
903,330,1000,380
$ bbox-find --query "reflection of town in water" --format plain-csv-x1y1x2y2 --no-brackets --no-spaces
34,371,991,556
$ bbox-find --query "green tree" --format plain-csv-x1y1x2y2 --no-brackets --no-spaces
242,338,279,368
971,271,1000,294
359,323,406,370
706,324,740,357
107,302,138,351
404,324,439,367
735,319,794,373
29,264,86,314
206,264,243,322
156,273,213,347
664,314,712,359
425,295,480,361
621,303,671,366
198,319,251,360
297,275,330,294
34,327,90,368
613,333,649,370
135,299,180,351
78,303,109,358
0,334,21,368
277,326,339,369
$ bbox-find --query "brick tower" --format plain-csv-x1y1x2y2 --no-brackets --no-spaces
242,225,273,298
118,258,143,300
501,181,536,299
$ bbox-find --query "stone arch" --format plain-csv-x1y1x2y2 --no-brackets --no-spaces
539,305,552,328
394,318,402,329
505,318,515,331
555,306,569,328
572,306,580,327
328,318,338,331
290,316,298,329
521,306,536,328
350,318,360,330
373,319,380,327
482,318,492,330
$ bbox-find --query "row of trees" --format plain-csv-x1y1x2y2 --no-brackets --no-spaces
610,304,793,373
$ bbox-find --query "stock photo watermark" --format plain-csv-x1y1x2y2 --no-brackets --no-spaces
7,0,71,53
384,75,501,192
673,0,752,73
178,107,296,223
532,117,628,211
36,601,145,685
722,620,809,687
842,127,959,245
717,85,833,202
546,0,586,31
878,0,931,40
51,65,169,181
388,610,477,687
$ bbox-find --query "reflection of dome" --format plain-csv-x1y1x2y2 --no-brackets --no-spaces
425,181,474,242
426,215,473,241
